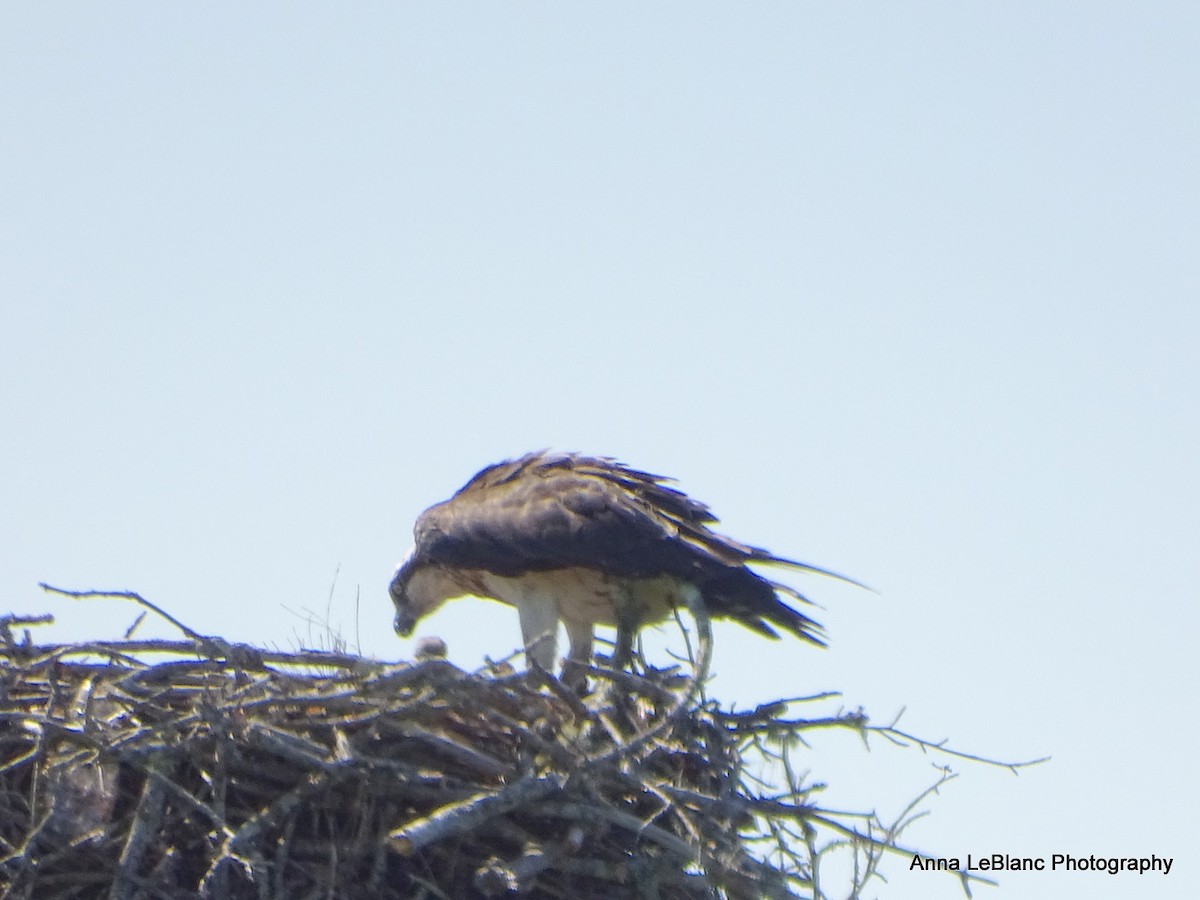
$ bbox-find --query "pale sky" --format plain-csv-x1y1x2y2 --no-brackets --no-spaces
2,5,1197,898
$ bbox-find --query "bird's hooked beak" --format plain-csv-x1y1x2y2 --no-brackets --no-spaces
393,608,417,637
390,576,417,636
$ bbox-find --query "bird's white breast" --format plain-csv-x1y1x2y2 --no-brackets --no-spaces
473,567,687,627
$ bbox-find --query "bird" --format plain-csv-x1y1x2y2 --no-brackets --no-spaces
389,451,861,682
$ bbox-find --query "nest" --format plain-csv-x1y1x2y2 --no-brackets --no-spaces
0,616,844,900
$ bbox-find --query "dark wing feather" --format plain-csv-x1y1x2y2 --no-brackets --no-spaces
413,451,849,645
414,452,691,577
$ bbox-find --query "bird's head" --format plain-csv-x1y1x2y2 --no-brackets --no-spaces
390,553,421,637
390,549,461,638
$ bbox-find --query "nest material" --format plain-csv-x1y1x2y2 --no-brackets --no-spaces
0,633,819,900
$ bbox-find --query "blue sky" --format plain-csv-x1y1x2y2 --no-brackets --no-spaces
2,5,1197,897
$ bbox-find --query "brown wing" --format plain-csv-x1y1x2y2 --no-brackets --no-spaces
413,452,697,577
413,451,852,644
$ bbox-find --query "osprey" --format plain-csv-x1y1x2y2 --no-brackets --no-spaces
390,451,858,679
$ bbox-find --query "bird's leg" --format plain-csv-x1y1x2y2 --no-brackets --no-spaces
612,622,634,670
517,592,559,673
603,592,642,717
561,618,594,694
610,589,638,672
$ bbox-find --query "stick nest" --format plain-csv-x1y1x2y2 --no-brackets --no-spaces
1,633,828,900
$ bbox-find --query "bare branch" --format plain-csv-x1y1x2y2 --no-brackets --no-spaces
39,584,207,643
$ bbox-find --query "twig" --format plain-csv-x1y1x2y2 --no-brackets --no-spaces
2,637,394,673
110,753,173,900
389,773,567,855
38,584,207,643
871,715,1050,771
0,613,54,647
122,612,147,641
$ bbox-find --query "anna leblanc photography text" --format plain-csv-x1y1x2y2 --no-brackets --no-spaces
910,853,1174,876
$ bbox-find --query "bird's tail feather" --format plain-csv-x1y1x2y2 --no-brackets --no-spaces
754,551,874,592
764,595,827,646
